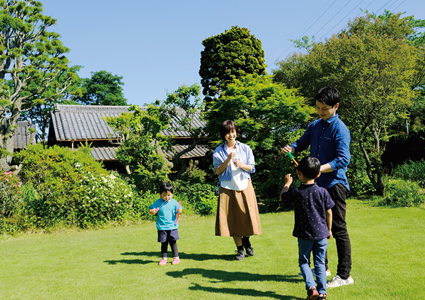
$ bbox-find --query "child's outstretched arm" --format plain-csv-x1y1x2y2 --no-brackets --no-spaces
280,174,293,201
149,208,159,215
326,208,333,239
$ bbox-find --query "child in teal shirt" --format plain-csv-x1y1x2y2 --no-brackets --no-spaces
149,182,183,265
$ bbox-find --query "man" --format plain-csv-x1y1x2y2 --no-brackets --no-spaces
282,86,353,289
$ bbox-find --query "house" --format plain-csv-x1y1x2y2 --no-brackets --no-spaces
48,104,210,172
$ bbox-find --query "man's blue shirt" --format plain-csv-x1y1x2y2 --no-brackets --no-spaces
291,114,351,190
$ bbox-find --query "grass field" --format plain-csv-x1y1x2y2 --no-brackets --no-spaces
1,199,424,299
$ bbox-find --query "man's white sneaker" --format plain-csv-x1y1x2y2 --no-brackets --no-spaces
298,268,331,277
326,275,354,289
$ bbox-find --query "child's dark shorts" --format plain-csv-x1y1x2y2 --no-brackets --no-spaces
158,229,179,243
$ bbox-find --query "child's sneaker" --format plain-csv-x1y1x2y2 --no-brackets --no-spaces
158,258,167,266
318,293,327,300
172,257,180,265
326,275,354,288
306,286,319,300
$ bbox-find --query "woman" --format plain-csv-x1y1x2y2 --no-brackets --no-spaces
212,120,262,260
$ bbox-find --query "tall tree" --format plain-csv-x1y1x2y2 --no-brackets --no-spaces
0,0,75,170
20,65,83,146
199,26,266,104
162,83,205,176
104,105,171,192
273,12,425,195
205,74,313,198
75,70,127,106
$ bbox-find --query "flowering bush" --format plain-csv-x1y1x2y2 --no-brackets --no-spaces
14,144,139,228
0,171,22,217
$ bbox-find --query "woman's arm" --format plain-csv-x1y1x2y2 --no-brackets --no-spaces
215,152,235,175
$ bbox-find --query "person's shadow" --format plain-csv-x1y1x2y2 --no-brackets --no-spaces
189,283,305,300
166,268,302,284
104,251,234,265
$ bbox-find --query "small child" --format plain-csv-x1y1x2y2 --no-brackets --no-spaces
149,182,183,266
280,157,334,300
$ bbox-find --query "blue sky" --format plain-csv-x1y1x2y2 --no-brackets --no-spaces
40,0,425,106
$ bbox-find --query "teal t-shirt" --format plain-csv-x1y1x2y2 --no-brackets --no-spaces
149,198,183,230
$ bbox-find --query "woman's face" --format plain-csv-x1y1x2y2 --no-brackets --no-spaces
225,129,237,144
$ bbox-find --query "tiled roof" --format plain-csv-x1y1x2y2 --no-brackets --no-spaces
90,144,210,161
51,104,205,141
14,121,36,150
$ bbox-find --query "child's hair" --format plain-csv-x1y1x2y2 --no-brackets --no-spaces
159,182,174,194
298,157,321,180
315,86,340,107
220,120,238,141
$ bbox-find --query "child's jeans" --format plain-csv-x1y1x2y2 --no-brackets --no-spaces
298,238,328,295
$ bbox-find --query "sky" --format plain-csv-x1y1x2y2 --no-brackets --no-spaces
39,0,425,106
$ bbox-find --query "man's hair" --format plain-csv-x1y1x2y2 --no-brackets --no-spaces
159,182,174,194
297,157,321,180
220,120,238,141
315,86,340,107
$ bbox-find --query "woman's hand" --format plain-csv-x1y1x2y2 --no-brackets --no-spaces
216,153,235,175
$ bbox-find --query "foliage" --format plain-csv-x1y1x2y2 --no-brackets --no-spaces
19,65,83,145
162,83,206,176
373,177,425,207
205,74,313,199
392,159,425,188
13,144,136,228
0,171,22,217
346,141,375,195
173,181,217,215
273,12,425,195
0,0,76,170
104,105,172,192
74,70,127,106
178,160,207,185
199,26,266,104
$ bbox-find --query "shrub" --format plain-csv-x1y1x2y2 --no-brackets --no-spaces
374,177,425,207
0,172,22,217
173,181,217,215
13,144,137,228
392,159,425,188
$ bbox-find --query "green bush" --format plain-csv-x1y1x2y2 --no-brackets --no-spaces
173,181,217,215
13,144,137,228
374,177,425,207
392,159,425,188
0,171,23,217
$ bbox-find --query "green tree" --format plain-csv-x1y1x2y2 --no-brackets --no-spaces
104,105,171,192
199,26,266,104
205,74,313,198
162,83,205,177
273,12,425,195
0,0,75,170
75,70,127,106
20,65,83,146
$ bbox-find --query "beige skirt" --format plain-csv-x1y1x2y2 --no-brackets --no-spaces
215,180,262,237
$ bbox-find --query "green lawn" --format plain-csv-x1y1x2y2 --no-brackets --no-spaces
1,199,424,299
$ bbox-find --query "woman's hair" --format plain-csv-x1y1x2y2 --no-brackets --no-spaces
159,182,174,194
220,120,238,141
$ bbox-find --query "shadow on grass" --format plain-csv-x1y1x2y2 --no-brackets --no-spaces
104,251,235,265
121,251,235,261
104,259,155,265
167,268,302,284
188,283,304,299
